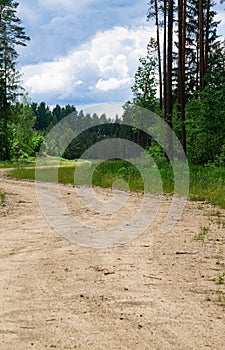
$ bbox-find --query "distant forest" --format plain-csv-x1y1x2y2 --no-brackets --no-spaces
0,1,225,165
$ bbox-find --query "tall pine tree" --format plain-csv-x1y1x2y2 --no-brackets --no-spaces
0,0,29,160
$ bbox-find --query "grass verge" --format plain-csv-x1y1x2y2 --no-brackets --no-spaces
0,157,79,169
6,160,225,208
9,159,174,194
189,165,225,208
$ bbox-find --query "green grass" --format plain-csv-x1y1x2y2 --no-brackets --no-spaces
0,159,35,168
0,192,6,206
9,159,173,193
189,165,225,208
0,156,79,169
193,226,209,241
36,156,80,166
8,165,76,184
5,159,225,209
0,160,20,168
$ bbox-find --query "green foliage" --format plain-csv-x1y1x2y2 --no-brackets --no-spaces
32,102,52,131
147,141,167,163
12,103,36,156
0,0,30,160
40,120,75,158
214,145,225,167
92,160,144,191
8,97,44,159
186,81,225,164
131,38,158,111
206,41,225,89
183,0,220,96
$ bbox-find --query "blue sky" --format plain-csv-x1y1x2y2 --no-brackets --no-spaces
17,0,225,115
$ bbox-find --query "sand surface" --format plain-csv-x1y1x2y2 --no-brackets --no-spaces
0,169,225,349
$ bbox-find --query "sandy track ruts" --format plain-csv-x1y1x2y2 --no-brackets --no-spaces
0,173,225,350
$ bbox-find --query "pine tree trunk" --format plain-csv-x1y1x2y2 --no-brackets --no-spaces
205,0,210,82
178,0,187,154
155,0,163,111
178,0,183,116
182,0,187,154
199,0,205,91
166,0,174,160
163,0,167,119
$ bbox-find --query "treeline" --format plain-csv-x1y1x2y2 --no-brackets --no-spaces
33,102,152,160
4,100,152,160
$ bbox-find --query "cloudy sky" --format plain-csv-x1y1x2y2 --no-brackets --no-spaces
17,0,225,114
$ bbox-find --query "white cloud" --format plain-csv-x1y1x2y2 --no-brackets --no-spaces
98,54,128,78
23,58,73,94
216,11,225,25
18,0,149,68
21,25,154,104
96,77,132,91
216,10,225,35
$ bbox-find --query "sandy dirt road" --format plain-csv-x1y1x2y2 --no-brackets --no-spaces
0,170,225,349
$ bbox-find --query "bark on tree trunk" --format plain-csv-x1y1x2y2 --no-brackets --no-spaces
205,0,210,82
178,0,187,154
155,0,163,111
199,0,205,91
163,0,167,119
166,0,174,160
